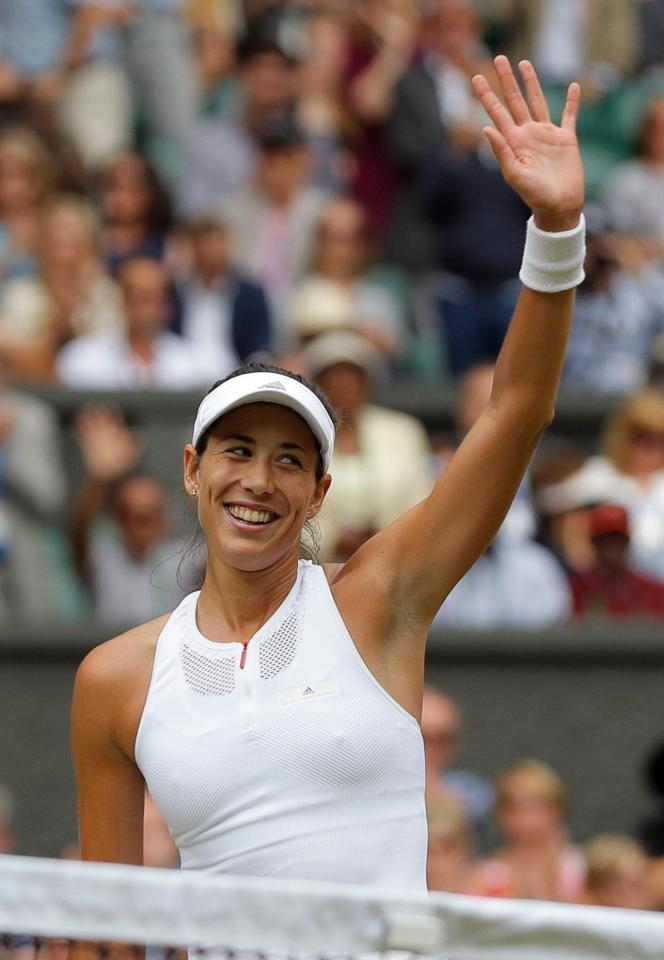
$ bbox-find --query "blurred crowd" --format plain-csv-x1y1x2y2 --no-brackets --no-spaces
1,0,664,628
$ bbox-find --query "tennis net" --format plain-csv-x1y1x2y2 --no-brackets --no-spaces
1,855,663,960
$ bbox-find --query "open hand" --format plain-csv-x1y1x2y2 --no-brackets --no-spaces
75,406,142,482
472,57,584,232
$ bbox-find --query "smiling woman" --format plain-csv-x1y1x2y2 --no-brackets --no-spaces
72,56,586,892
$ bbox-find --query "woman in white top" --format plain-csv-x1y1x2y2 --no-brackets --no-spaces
72,58,585,888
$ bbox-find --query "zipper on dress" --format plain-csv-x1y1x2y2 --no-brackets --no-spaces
240,640,249,669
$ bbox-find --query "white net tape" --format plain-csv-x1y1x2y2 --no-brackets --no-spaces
1,855,663,960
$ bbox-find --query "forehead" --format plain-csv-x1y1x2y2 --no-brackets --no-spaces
209,402,318,451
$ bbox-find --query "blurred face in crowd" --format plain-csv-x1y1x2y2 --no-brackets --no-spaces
39,203,97,270
455,363,494,436
101,153,153,227
316,362,369,423
316,199,368,281
258,145,310,205
585,837,652,910
242,51,296,116
0,136,48,214
300,16,349,92
429,0,479,58
625,423,664,477
191,224,231,283
497,771,564,846
112,475,169,559
119,259,171,340
420,690,462,779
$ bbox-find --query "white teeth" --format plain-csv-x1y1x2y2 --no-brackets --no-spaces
228,505,274,524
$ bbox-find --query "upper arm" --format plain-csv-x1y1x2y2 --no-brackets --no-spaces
344,399,547,626
71,645,146,864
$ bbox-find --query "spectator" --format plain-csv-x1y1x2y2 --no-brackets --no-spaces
570,504,664,621
434,532,573,628
566,389,664,580
56,257,214,389
0,128,54,281
303,330,432,562
97,151,173,275
420,688,494,849
220,113,331,338
563,227,664,394
492,0,638,92
178,31,298,216
0,0,75,111
173,217,273,376
291,196,407,359
121,1,197,189
601,95,664,265
426,790,475,893
531,447,597,574
0,350,72,621
387,0,497,272
296,12,355,192
583,834,652,910
470,759,585,903
343,0,417,241
56,3,134,171
0,194,124,381
71,407,203,622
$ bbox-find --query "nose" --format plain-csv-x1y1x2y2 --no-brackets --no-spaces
240,455,275,496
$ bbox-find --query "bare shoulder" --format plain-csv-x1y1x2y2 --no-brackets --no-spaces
76,614,169,693
73,613,171,762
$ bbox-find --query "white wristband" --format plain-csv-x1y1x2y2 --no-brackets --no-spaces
519,213,586,293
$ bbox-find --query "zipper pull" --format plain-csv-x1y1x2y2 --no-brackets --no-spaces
240,640,248,670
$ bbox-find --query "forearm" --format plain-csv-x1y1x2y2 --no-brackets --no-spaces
490,284,575,429
350,47,410,123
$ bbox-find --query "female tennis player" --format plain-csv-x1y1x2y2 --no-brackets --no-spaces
72,57,584,889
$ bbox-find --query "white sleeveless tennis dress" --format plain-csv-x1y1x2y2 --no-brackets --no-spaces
135,560,427,889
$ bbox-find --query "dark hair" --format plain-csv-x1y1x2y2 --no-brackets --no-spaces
98,151,173,235
194,362,337,482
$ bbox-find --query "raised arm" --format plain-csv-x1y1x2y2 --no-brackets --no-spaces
342,57,584,626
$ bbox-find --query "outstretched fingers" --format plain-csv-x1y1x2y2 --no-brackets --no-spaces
518,59,551,122
471,72,517,138
493,55,530,124
562,81,581,133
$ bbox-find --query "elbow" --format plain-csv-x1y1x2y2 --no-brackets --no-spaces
488,396,555,442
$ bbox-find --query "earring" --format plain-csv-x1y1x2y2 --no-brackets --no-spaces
189,487,198,497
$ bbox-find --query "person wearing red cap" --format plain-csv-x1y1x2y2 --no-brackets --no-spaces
571,503,664,620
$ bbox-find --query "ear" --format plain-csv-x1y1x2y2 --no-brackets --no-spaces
306,473,332,520
183,443,200,495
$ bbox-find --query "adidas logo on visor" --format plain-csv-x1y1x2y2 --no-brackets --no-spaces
260,380,287,391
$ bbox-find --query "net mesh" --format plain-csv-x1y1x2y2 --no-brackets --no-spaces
1,855,664,960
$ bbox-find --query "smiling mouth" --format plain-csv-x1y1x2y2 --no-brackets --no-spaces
225,504,278,525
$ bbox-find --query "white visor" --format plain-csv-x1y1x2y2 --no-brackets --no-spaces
192,372,335,473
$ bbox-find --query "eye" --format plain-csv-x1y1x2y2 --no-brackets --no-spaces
226,445,252,457
278,453,303,468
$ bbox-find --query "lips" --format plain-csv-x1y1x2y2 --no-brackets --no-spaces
226,504,278,525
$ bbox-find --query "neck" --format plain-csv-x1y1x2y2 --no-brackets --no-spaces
196,548,300,643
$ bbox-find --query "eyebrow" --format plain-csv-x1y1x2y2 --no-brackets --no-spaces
222,434,307,453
